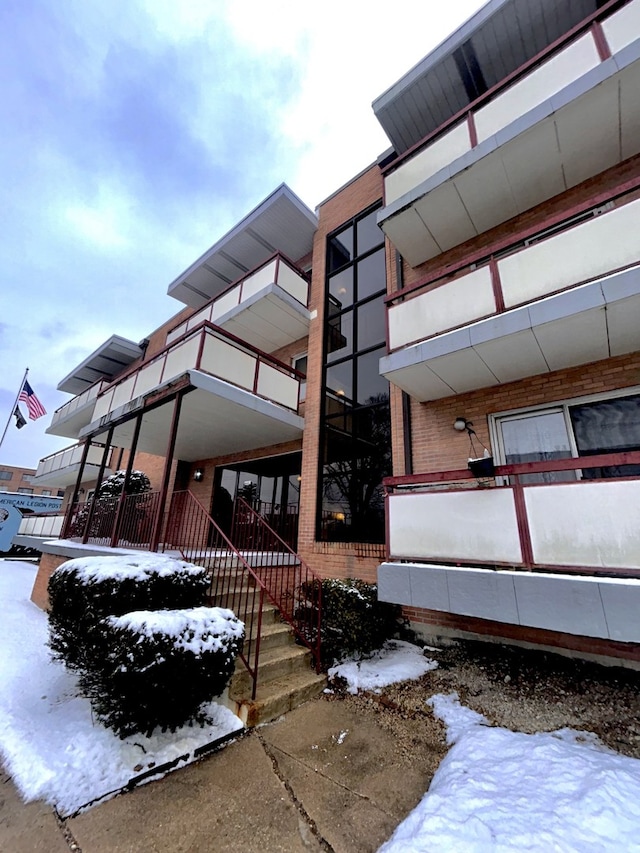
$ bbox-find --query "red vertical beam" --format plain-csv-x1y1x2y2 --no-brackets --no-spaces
82,427,114,543
110,413,143,548
467,111,478,148
512,481,534,568
591,21,612,61
150,391,184,552
62,439,92,539
489,257,506,314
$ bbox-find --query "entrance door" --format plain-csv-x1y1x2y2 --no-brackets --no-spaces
211,452,302,547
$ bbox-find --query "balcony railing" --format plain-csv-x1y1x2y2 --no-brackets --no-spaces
385,451,640,576
382,0,636,207
35,442,106,480
49,380,108,430
91,321,303,425
166,254,310,349
386,189,640,352
18,512,64,539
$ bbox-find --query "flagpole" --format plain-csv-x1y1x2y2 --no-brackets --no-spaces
0,367,29,454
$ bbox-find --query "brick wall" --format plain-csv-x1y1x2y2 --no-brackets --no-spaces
31,553,69,611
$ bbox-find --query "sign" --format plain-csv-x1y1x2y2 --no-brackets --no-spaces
0,492,63,552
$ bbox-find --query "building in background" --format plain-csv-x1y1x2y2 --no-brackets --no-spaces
28,0,640,680
0,464,63,497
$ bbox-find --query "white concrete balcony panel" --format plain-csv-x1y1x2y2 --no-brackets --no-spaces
388,266,496,351
34,443,110,488
379,12,640,267
378,562,640,644
382,261,640,402
525,480,640,570
166,256,310,353
47,380,108,439
499,197,640,309
388,488,523,565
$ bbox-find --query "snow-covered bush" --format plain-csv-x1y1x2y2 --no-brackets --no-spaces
97,469,151,497
48,555,209,671
80,607,244,737
302,578,400,668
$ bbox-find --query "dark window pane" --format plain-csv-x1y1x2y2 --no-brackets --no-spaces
357,296,386,350
570,394,640,478
326,310,353,362
329,268,353,310
326,360,353,403
356,347,389,404
327,227,353,273
356,209,384,255
356,248,386,301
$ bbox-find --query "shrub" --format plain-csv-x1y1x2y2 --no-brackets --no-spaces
48,554,209,671
303,578,401,668
80,607,244,738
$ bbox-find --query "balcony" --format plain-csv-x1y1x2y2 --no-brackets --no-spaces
47,380,108,439
166,254,310,354
379,453,640,644
33,443,111,488
380,194,640,400
81,323,304,461
377,0,640,266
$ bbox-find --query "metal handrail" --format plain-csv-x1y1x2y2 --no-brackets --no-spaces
232,497,322,672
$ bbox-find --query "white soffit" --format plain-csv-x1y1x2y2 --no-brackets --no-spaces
57,335,144,396
167,184,317,309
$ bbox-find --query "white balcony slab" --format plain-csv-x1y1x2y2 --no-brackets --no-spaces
378,562,640,644
513,572,609,637
414,182,477,254
381,269,640,402
83,369,303,463
447,567,519,624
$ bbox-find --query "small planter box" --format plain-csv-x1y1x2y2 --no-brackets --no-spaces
468,456,495,478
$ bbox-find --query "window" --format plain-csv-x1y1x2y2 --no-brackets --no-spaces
492,390,640,482
17,488,33,494
0,471,12,481
318,204,390,543
41,489,51,496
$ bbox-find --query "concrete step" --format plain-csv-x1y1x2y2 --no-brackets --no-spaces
230,644,312,696
232,668,326,727
243,620,294,654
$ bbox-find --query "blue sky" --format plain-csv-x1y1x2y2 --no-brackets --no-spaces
0,0,484,469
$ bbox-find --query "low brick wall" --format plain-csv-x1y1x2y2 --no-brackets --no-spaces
31,553,69,611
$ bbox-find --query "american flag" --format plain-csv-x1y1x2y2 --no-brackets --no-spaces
19,379,46,420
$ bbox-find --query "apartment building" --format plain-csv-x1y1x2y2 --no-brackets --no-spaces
31,0,640,671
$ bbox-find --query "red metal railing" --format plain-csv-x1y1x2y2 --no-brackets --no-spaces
234,500,299,550
230,497,322,669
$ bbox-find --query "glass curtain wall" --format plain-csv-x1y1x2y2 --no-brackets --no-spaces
318,204,391,543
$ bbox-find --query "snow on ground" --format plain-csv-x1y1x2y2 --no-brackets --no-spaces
328,639,439,693
0,559,242,817
330,640,640,851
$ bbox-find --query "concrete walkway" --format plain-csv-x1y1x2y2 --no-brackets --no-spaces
0,695,442,853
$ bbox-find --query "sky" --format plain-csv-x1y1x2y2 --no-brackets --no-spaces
0,0,485,469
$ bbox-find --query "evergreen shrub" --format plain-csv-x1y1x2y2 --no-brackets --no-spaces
303,578,400,668
81,607,244,737
48,555,209,671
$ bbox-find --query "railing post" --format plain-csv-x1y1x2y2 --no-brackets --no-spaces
110,413,143,547
81,426,114,543
150,391,184,552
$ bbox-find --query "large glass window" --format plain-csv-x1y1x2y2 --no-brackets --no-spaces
494,391,640,482
318,204,391,543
